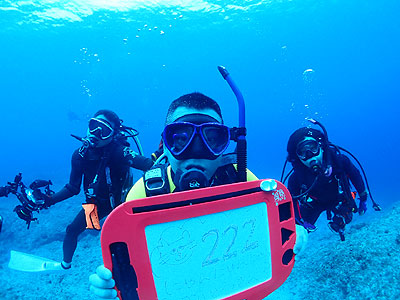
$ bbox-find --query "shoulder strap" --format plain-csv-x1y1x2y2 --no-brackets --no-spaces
86,147,113,204
144,164,171,197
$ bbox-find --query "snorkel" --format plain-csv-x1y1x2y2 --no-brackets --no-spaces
218,66,247,182
71,134,95,157
71,133,91,147
307,118,328,142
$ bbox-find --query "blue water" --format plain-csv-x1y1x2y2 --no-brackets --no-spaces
0,0,399,298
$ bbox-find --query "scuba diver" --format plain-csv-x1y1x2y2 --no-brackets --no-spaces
89,89,308,299
131,92,258,197
89,92,257,299
282,119,381,241
35,110,154,271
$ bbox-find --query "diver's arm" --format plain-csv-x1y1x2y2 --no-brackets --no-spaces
341,154,368,214
341,155,367,200
48,186,76,205
47,150,83,206
120,146,154,171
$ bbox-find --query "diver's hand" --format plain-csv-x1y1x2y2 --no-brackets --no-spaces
302,220,317,232
0,186,11,197
42,194,54,209
294,224,308,257
358,200,367,216
89,265,118,300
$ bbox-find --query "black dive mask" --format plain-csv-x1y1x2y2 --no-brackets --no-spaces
88,118,114,140
163,114,229,160
296,139,321,161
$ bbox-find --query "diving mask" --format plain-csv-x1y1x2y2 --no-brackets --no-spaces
296,139,321,161
163,118,230,160
88,118,114,140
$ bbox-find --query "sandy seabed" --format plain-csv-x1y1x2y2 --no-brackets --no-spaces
1,194,399,300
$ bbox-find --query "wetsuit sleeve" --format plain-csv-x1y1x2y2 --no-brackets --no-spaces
118,146,154,171
340,155,367,200
49,150,83,205
288,173,303,223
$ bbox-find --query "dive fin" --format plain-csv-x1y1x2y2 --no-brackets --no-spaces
8,250,64,272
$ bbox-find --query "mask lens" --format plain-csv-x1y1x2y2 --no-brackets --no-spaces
201,124,230,155
163,122,230,159
88,118,113,139
163,123,195,155
296,140,320,160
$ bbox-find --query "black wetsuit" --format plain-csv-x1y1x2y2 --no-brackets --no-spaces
49,142,153,264
288,151,366,226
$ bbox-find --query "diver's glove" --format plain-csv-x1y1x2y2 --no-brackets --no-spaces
89,265,118,300
0,186,11,197
358,200,367,216
41,194,54,209
302,220,317,233
358,191,368,215
294,224,308,258
43,186,75,208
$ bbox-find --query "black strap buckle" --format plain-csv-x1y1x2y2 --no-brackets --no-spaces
230,127,246,142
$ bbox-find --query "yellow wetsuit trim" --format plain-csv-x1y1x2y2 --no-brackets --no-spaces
166,165,176,192
126,165,257,202
233,164,258,181
126,177,146,201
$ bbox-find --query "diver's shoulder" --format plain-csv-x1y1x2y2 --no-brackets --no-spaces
246,168,258,181
334,152,352,167
288,169,302,184
230,164,258,181
71,148,83,160
126,177,146,201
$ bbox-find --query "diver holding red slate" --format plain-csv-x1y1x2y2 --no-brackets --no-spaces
89,67,307,299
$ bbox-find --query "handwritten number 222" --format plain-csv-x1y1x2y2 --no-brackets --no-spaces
201,219,257,267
